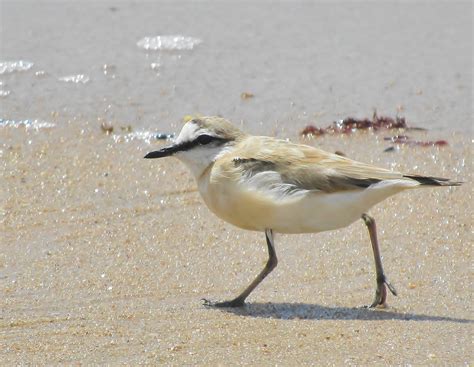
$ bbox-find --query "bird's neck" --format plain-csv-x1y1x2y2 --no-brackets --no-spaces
177,144,235,179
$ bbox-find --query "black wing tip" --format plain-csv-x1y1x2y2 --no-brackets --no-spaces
404,175,463,186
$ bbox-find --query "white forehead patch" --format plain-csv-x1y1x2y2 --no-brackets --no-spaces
175,121,211,144
172,121,227,179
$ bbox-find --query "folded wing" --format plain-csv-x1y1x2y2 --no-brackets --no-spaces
218,137,403,194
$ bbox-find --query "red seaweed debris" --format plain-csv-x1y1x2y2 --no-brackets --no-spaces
383,135,448,147
300,111,426,137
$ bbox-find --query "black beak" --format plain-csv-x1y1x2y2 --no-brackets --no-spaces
144,144,180,159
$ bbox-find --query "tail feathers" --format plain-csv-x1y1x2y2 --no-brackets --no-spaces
404,175,463,187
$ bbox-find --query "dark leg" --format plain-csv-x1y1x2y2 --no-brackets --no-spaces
361,213,397,308
203,229,278,308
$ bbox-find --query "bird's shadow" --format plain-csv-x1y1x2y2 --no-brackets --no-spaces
206,302,473,323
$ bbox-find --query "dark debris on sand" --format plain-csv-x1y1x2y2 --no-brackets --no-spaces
383,135,448,147
300,111,426,137
300,111,449,150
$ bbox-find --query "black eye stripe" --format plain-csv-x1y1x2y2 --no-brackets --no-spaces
172,135,229,153
194,134,230,146
196,134,214,145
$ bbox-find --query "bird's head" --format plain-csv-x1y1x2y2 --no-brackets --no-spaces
144,116,246,177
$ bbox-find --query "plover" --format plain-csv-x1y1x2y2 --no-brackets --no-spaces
145,116,461,308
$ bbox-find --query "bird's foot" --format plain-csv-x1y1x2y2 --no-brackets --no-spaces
202,297,245,308
366,275,397,308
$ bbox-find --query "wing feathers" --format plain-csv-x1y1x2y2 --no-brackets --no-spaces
225,138,401,193
403,175,462,186
214,136,452,195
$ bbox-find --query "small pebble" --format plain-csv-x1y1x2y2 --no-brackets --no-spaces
240,92,254,99
100,121,114,134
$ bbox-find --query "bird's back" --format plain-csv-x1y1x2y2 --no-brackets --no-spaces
194,136,418,232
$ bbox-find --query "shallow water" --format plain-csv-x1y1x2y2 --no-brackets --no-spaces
1,1,472,133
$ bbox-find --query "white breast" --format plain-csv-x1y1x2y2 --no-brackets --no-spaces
198,172,418,234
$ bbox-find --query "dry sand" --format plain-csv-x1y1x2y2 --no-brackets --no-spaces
1,122,471,365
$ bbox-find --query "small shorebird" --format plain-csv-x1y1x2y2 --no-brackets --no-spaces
145,116,460,308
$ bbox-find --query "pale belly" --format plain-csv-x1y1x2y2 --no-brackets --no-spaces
198,178,409,234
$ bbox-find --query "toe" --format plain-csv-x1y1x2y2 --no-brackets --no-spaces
202,298,245,308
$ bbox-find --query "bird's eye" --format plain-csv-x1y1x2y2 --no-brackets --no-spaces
196,134,214,145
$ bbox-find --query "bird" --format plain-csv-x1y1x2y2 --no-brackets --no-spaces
144,116,461,308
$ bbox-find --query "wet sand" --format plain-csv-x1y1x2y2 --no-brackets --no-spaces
1,1,472,132
1,122,472,365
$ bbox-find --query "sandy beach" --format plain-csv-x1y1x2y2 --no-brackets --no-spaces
1,1,472,365
1,123,472,365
